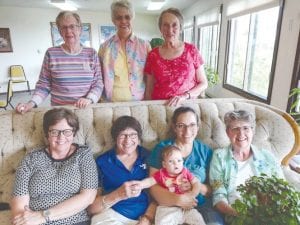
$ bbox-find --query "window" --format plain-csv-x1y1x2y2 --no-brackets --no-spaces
196,5,222,72
198,24,220,71
183,26,194,43
183,17,195,43
224,3,283,102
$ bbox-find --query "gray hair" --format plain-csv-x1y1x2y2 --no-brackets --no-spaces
224,110,255,130
56,11,82,28
158,7,184,30
111,0,135,20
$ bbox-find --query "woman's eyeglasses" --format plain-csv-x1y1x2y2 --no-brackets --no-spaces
114,15,132,21
175,123,198,130
118,133,138,139
229,126,253,134
59,24,81,32
48,129,74,137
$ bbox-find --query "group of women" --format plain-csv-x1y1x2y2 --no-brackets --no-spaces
11,0,284,225
11,105,284,225
16,0,208,113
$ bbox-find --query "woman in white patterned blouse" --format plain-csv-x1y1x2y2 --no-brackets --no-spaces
11,108,98,225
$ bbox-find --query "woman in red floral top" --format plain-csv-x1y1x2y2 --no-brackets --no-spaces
144,8,208,107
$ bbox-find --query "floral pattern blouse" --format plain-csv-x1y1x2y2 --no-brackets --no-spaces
144,42,204,100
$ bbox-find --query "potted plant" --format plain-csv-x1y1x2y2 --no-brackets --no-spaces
204,66,220,88
150,38,164,49
227,174,300,225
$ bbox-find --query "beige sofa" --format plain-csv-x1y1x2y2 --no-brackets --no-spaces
1,98,299,224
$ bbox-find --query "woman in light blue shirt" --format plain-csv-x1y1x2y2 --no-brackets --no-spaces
209,110,283,217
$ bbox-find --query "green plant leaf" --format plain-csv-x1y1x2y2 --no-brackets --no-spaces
231,174,300,225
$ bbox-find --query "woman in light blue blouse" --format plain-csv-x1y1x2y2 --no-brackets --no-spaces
209,110,283,217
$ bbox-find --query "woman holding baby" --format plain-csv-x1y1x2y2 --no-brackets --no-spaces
148,106,224,225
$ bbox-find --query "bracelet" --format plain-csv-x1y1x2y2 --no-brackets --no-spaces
185,91,191,99
139,214,153,223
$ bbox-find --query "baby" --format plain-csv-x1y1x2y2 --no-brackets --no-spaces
137,145,206,225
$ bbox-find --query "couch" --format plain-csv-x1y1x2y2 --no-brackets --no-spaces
1,98,299,224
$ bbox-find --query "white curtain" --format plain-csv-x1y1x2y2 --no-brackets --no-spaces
225,0,281,19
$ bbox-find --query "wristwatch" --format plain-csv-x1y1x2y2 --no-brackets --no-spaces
42,209,51,223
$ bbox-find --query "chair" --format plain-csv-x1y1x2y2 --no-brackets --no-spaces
9,65,31,93
0,80,14,110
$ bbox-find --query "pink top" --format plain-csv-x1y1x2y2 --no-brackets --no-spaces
144,42,204,100
152,167,194,194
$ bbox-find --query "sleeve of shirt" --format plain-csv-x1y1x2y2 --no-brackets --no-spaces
79,146,98,189
152,170,162,184
95,158,104,189
144,50,154,75
86,48,104,103
184,168,195,182
98,43,106,66
187,141,212,183
209,149,229,206
12,155,32,196
190,44,204,69
31,50,52,105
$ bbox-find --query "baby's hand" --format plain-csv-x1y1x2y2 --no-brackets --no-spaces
179,178,192,193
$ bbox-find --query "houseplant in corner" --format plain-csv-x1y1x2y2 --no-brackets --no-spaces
227,174,300,225
205,66,220,88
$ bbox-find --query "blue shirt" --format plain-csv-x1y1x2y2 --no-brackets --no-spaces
96,145,150,220
148,139,213,205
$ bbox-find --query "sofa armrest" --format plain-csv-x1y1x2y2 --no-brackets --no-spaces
282,166,300,191
290,166,300,173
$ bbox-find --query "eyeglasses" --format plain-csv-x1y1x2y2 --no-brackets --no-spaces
229,126,253,134
114,15,132,21
48,129,74,137
59,24,81,32
118,133,138,139
175,123,198,130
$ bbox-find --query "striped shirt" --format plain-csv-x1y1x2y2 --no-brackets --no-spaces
31,46,103,106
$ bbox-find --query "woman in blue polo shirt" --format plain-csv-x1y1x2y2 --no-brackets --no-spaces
89,116,155,225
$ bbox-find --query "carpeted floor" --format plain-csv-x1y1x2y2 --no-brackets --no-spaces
0,89,50,111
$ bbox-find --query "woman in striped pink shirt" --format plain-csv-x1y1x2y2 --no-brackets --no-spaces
16,11,103,114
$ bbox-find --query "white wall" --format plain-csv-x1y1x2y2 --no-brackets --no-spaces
0,6,159,93
183,0,300,110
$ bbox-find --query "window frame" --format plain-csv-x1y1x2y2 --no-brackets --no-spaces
197,21,221,72
196,5,222,72
223,1,285,104
183,16,195,44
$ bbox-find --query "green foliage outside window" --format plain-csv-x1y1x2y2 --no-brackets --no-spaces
288,87,300,125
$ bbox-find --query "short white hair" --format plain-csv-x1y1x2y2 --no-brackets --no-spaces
111,0,135,20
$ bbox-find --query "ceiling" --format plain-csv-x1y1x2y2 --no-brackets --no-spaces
0,0,199,15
